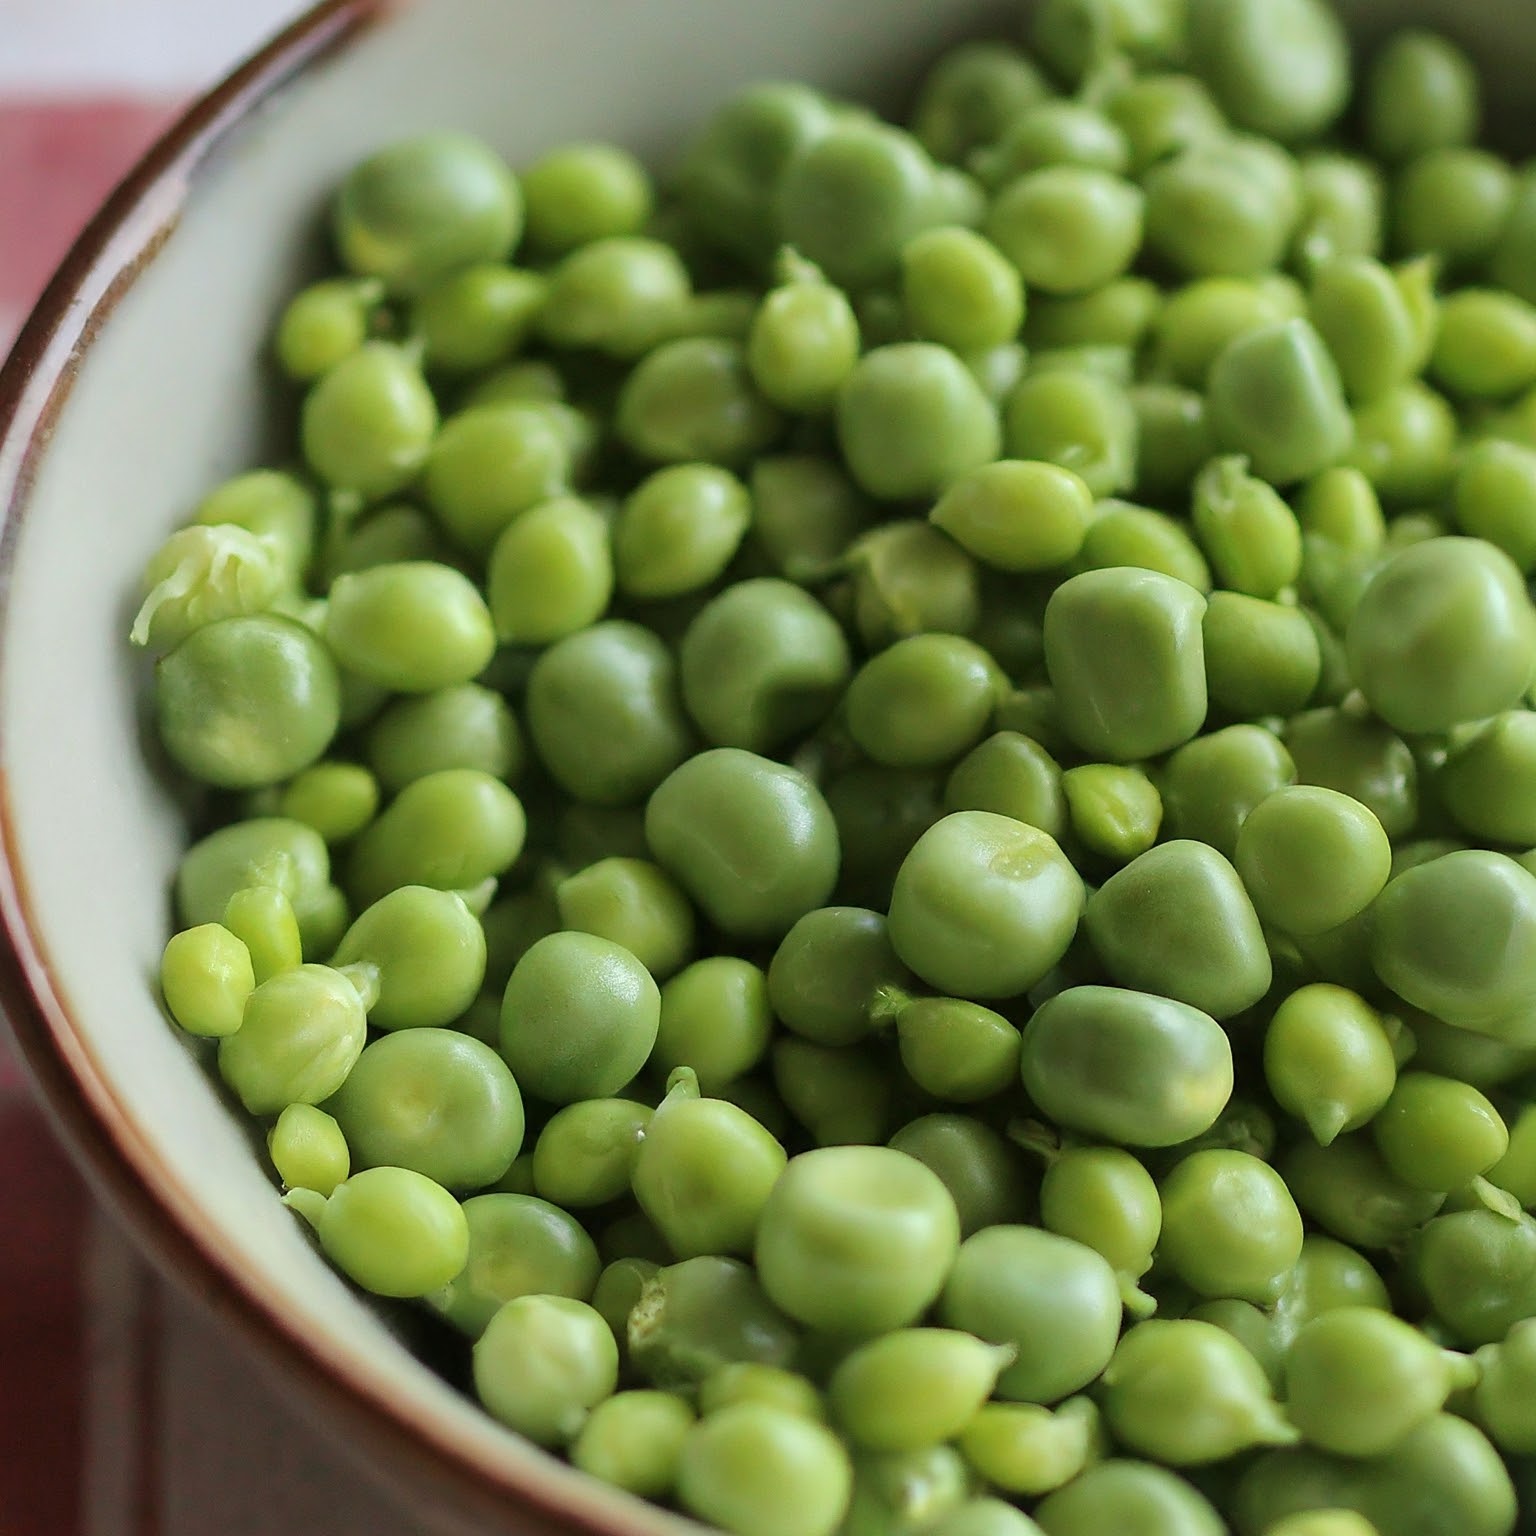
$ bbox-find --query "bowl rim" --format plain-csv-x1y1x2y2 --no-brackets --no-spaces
0,6,667,1531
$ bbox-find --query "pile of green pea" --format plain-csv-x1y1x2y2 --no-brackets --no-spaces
133,0,1536,1531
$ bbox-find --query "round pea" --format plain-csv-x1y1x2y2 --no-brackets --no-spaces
618,337,781,466
888,1115,1034,1237
930,460,1091,574
160,924,255,1039
531,1098,652,1209
986,168,1143,297
571,1389,693,1499
653,957,773,1092
747,274,861,415
318,1166,469,1299
1372,1072,1509,1193
485,494,612,645
615,464,751,601
1003,369,1138,500
268,1102,349,1196
902,227,1024,354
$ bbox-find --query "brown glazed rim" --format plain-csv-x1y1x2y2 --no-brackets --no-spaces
0,6,662,1533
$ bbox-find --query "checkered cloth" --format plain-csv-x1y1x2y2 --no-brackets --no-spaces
0,6,436,1530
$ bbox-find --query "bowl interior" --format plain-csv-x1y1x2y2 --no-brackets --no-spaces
3,0,1536,1528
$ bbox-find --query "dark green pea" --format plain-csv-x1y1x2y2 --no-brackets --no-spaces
909,42,1051,166
526,621,692,807
1159,1150,1303,1306
888,1115,1033,1237
1345,381,1458,505
653,957,772,1094
846,636,1003,771
1020,986,1233,1148
836,343,1001,502
531,1098,652,1209
366,684,520,794
944,732,1065,841
773,1038,893,1148
888,995,1021,1104
679,579,851,755
768,907,905,1049
1392,147,1512,269
888,811,1082,1001
1073,502,1212,592
941,1224,1120,1404
1044,567,1207,763
1128,385,1214,507
1086,841,1270,1020
848,521,982,650
1281,1134,1445,1250
1265,984,1398,1147
1002,369,1138,500
500,930,660,1105
618,337,781,466
1202,594,1321,719
1284,704,1417,840
1036,1460,1223,1536
749,455,872,583
1411,1208,1536,1346
646,749,839,941
1158,724,1295,859
628,1255,800,1392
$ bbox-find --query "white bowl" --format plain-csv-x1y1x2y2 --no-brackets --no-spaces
0,0,1533,1529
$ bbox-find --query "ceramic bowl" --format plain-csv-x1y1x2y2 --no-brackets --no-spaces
0,0,1533,1531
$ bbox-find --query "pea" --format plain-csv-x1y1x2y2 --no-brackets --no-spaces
653,957,772,1093
848,520,983,648
531,1098,652,1209
985,167,1144,297
485,494,612,646
268,1102,349,1197
555,857,695,981
909,42,1050,166
1036,1460,1224,1536
748,265,861,414
1372,1072,1509,1194
845,635,1003,770
889,995,1021,1105
1202,594,1321,718
888,1115,1034,1238
1002,369,1138,500
1159,724,1296,858
618,337,782,466
160,924,255,1039
958,1399,1099,1497
1281,1134,1445,1251
1473,1319,1536,1455
1039,1146,1160,1312
1410,1208,1536,1347
944,732,1066,841
318,1167,469,1300
1264,984,1398,1146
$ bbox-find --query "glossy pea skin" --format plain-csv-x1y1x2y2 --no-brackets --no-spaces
1035,1459,1224,1536
1044,567,1207,763
1201,593,1321,718
1264,984,1398,1147
930,460,1091,575
985,168,1143,297
618,337,782,467
531,1098,652,1209
268,1102,349,1196
1234,785,1391,938
957,1399,1098,1497
944,732,1065,841
1412,1208,1536,1347
747,273,861,415
653,956,772,1092
331,885,486,1029
1372,1072,1508,1193
940,1224,1121,1404
217,964,368,1115
571,1389,693,1500
274,276,379,382
429,1192,599,1337
325,563,496,694
1451,441,1536,573
1159,1150,1305,1305
1039,1146,1160,1304
1075,499,1214,593
1439,712,1536,846
346,769,524,909
318,1166,469,1299
325,1026,522,1189
1347,538,1536,735
156,615,339,790
1086,841,1271,1020
485,494,612,646
892,995,1021,1104
526,621,691,806
835,343,1000,501
633,1084,787,1260
160,924,255,1039
1100,1319,1295,1465
887,811,1082,1001
677,1403,853,1536
1371,850,1536,1035
1285,1306,1475,1459
1002,369,1138,500
888,1115,1034,1237
614,464,750,601
845,635,1001,771
1283,1134,1446,1252
1269,1233,1392,1354
277,762,379,846
555,857,694,981
499,931,659,1105
1473,1318,1536,1455
299,343,438,500
848,519,982,649
1158,724,1296,859
901,227,1023,354
755,1146,960,1336
646,749,839,941
768,907,903,1049
680,579,851,755
1192,456,1303,600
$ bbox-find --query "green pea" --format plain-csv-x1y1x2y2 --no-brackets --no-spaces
1184,1298,1282,1388
217,964,367,1115
909,42,1050,166
891,1117,1032,1241
653,957,772,1093
1188,453,1303,605
1473,1318,1536,1455
463,357,565,407
984,166,1142,298
1035,1459,1223,1536
848,520,983,649
1345,380,1457,505
749,455,872,583
747,267,861,415
268,1102,349,1196
192,469,316,586
1412,1207,1536,1346
944,732,1065,841
1286,1307,1476,1460
618,337,782,466
521,140,651,252
406,264,543,375
836,343,1000,501
1039,1146,1160,1312
1102,1319,1295,1465
756,1146,959,1336
1281,1134,1445,1250
845,636,1001,770
958,1400,1098,1497
160,924,255,1039
1159,1149,1304,1305
1021,986,1233,1148
1364,29,1479,163
531,1098,652,1209
474,1293,617,1445
1026,279,1160,353
1086,841,1270,1019
1201,594,1321,719
1282,703,1416,839
555,857,694,981
1032,0,1183,79
1144,137,1300,279
633,1075,787,1260
367,686,518,795
129,522,285,652
1044,567,1207,763
764,907,900,1049
975,102,1129,187
314,1166,468,1302
1392,147,1512,268
537,235,689,356
1308,255,1426,408
888,995,1021,1105
614,464,750,601
1429,291,1536,406
1126,376,1216,505
1002,369,1137,500
485,494,612,645
888,811,1082,1000
699,1363,824,1422
677,1403,853,1536
940,1224,1120,1404
1264,984,1398,1147
1292,153,1385,273
826,764,946,910
1372,1072,1509,1194
1158,724,1295,858
646,749,839,940
680,579,851,754
929,461,1091,575
273,275,381,381
1152,278,1296,390
1208,319,1352,487
1073,501,1212,591
571,1389,693,1499
277,762,379,846
527,621,692,805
